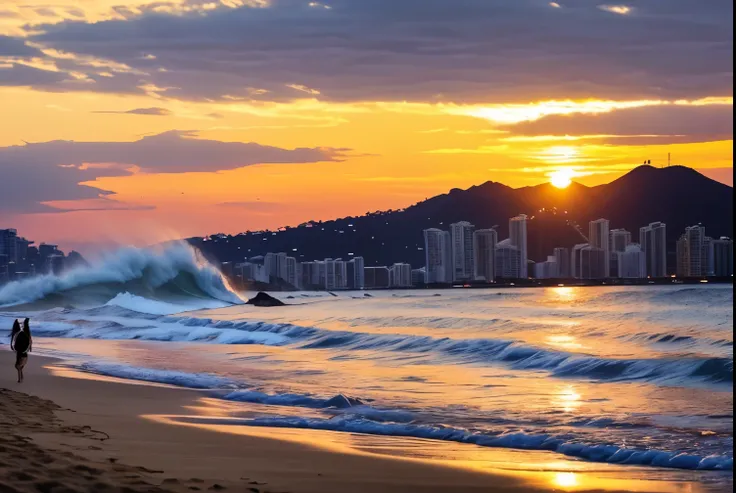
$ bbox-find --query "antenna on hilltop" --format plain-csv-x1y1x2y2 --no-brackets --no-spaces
668,152,671,168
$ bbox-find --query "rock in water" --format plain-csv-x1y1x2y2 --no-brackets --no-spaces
246,292,286,307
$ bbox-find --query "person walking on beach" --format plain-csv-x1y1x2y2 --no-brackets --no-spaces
10,318,32,383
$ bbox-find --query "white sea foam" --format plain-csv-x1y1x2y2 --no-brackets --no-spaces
105,292,225,315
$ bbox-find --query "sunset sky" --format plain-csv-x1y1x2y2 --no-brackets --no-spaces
1,0,732,253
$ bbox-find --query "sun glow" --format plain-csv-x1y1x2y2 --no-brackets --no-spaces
554,472,579,489
549,168,576,188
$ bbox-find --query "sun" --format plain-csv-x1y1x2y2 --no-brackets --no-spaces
549,168,575,188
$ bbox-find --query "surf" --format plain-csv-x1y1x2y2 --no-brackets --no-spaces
0,242,245,312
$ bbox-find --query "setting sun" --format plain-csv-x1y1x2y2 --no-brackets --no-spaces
549,168,576,188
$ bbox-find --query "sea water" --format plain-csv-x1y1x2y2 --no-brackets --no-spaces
1,243,732,490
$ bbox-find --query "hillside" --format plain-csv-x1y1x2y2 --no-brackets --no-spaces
189,166,733,271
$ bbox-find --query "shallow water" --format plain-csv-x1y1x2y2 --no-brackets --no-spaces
1,273,733,490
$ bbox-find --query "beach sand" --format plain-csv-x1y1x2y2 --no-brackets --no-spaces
0,351,695,493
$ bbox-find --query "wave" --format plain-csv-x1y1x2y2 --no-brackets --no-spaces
60,360,733,472
0,243,244,312
19,309,732,387
218,415,733,471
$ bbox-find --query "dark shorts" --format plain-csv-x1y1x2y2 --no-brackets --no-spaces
15,352,28,370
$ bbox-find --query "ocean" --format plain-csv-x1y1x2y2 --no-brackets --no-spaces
1,242,732,491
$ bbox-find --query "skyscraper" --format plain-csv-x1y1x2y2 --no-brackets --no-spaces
324,258,337,290
347,257,365,289
509,214,528,278
609,228,632,253
579,246,606,279
424,228,452,284
589,219,610,277
473,228,497,282
450,221,475,282
639,222,667,277
676,225,709,277
712,237,734,277
618,244,646,278
286,256,297,287
553,247,570,278
0,229,18,264
389,263,412,287
571,243,588,279
495,239,521,278
609,228,631,277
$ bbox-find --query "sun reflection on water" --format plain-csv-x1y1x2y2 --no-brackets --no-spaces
557,386,582,413
554,472,579,488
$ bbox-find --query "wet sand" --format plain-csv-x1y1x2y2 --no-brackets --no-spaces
0,351,694,493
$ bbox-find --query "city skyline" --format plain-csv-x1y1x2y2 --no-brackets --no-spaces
0,1,733,253
4,214,732,288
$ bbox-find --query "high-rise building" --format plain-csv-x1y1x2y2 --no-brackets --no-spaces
589,219,610,277
47,254,65,275
509,214,528,278
0,229,18,264
389,263,412,287
712,237,734,277
553,247,570,278
609,228,631,278
364,266,390,289
579,246,606,279
571,243,588,279
534,256,558,279
473,229,497,282
411,267,426,286
609,229,632,253
347,257,365,289
676,225,712,277
423,228,452,284
495,239,521,278
324,258,337,290
639,222,667,277
286,256,298,287
618,243,646,278
450,221,475,282
323,258,347,290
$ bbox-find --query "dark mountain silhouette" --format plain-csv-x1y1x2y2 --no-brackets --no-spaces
189,166,733,273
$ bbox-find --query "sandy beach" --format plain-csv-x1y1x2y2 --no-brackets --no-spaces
0,351,707,493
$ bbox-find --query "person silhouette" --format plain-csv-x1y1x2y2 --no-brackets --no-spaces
10,318,32,383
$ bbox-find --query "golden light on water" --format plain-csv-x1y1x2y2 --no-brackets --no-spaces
554,472,579,488
557,386,582,413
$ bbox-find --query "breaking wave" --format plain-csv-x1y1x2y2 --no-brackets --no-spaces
0,243,244,312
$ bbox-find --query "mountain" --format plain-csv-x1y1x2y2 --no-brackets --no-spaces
189,165,733,271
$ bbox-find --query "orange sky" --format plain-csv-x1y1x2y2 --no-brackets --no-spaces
0,1,732,253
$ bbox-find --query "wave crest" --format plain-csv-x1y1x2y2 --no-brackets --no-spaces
0,242,244,311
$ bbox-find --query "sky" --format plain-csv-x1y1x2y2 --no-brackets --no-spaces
0,0,733,253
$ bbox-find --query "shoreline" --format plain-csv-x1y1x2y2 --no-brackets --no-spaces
0,352,713,493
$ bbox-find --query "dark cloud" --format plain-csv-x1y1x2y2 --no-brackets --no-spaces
0,35,43,57
504,104,733,145
0,131,348,213
94,107,172,116
9,0,730,103
0,63,68,86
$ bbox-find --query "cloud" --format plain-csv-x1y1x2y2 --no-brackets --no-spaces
93,106,173,116
502,104,733,145
598,5,633,15
0,35,43,57
0,63,68,86
95,106,173,116
0,130,348,213
6,0,729,103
